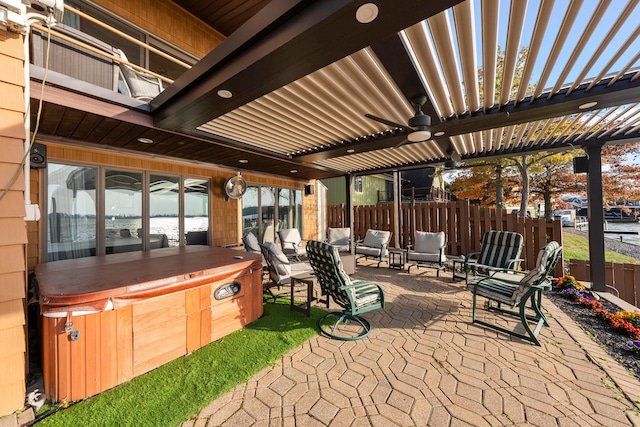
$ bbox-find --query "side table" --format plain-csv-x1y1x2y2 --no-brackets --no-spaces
388,248,406,270
448,255,466,282
290,272,329,317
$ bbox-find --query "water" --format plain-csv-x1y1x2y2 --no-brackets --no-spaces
575,222,640,246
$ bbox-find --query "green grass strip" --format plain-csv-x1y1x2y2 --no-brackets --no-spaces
562,231,639,264
37,299,325,427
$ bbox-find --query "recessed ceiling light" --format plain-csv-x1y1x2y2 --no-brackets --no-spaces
434,131,445,137
217,89,233,99
347,149,355,153
579,101,597,109
290,169,298,173
356,3,378,24
238,159,248,164
137,137,153,144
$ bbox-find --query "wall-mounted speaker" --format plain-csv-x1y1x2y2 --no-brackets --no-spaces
30,143,47,168
573,156,589,174
305,184,314,195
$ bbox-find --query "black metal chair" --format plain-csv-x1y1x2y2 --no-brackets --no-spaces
260,242,312,302
306,240,385,341
355,229,392,267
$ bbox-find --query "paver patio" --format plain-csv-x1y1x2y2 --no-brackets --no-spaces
182,262,640,426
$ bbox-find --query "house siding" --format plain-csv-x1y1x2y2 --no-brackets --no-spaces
0,31,28,416
322,175,393,206
92,0,225,58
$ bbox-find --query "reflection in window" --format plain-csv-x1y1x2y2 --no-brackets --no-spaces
278,189,290,230
242,186,303,244
150,175,179,247
184,178,209,245
242,187,259,239
47,164,97,261
105,169,142,254
292,189,303,231
261,187,276,243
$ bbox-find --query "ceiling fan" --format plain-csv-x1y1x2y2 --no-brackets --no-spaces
224,172,247,199
365,95,432,149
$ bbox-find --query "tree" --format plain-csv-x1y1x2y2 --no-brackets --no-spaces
449,43,640,215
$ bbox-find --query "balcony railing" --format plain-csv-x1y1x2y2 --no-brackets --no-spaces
377,187,451,203
29,4,191,102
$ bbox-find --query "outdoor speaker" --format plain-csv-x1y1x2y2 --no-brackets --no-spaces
573,156,589,174
305,184,314,195
30,143,47,168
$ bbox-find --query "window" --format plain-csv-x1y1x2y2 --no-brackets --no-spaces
46,162,210,261
149,174,179,247
242,186,303,243
104,169,143,254
354,176,363,193
47,164,97,261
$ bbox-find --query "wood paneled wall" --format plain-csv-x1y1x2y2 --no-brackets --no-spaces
92,0,225,58
0,31,28,416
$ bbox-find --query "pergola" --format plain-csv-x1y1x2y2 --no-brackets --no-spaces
36,0,640,291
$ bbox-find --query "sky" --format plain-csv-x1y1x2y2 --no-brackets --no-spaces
459,0,640,91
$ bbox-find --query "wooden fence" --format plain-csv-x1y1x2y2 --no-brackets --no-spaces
328,200,563,277
569,259,640,308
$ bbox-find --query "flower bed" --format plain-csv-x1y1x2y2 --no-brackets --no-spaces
548,275,640,376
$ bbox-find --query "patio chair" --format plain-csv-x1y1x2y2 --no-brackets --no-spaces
464,230,524,281
306,240,385,341
406,231,447,276
326,227,351,252
467,241,562,346
260,242,312,302
355,229,392,267
277,228,307,261
242,231,261,254
114,48,164,102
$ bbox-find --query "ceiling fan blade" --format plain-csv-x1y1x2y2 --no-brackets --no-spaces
393,138,409,149
365,114,414,132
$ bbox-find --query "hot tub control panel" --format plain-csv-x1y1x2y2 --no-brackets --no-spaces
214,282,241,300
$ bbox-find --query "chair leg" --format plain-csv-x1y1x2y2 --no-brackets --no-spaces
472,288,544,346
318,311,372,341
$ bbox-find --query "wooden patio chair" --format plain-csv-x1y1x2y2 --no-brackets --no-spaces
464,230,524,282
406,231,448,276
467,241,562,346
306,240,385,341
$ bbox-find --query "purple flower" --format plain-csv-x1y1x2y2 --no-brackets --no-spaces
626,341,640,355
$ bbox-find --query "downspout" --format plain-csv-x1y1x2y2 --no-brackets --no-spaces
23,12,54,221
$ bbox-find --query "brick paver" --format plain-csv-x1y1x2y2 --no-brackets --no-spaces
182,263,640,426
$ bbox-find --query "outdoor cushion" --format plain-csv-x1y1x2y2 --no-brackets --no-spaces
265,242,291,276
475,230,524,269
242,232,261,253
414,231,445,256
362,229,390,248
327,227,350,252
278,228,307,259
